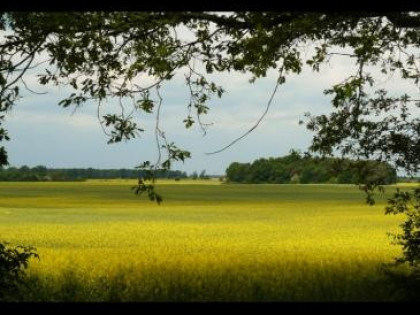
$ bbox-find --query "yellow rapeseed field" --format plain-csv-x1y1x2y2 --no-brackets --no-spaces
0,180,408,301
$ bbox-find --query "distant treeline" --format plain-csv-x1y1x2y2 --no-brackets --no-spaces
0,165,188,181
225,152,397,184
397,176,420,183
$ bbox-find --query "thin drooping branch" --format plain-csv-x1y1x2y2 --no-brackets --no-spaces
97,99,111,138
154,84,164,170
185,59,215,135
205,68,284,155
1,53,35,96
20,77,47,95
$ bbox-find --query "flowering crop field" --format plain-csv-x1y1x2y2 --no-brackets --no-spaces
0,180,407,301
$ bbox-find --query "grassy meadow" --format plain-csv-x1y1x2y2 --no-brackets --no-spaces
0,180,410,301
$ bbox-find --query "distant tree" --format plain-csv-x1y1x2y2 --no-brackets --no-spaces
86,168,94,179
225,153,397,185
290,173,300,184
191,171,198,180
0,166,187,182
249,158,272,183
32,165,47,178
119,169,127,179
226,162,251,183
19,165,30,174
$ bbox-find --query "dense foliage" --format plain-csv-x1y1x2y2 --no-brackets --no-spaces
225,151,397,185
0,242,38,301
0,165,187,181
385,188,420,278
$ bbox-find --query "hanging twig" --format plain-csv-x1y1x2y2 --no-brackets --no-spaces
205,69,284,155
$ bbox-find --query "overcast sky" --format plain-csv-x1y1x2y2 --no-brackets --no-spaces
3,46,416,175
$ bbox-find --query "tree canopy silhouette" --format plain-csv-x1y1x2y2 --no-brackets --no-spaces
0,12,418,168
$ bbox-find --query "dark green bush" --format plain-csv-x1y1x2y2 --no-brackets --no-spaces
0,242,39,300
384,187,420,300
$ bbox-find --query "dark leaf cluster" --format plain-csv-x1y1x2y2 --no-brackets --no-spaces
0,242,38,301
